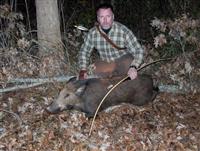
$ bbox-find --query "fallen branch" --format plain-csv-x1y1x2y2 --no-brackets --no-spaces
0,75,99,93
0,76,76,93
7,75,76,84
0,82,44,93
158,84,188,94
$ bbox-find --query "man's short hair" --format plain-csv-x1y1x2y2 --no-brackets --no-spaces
95,3,114,14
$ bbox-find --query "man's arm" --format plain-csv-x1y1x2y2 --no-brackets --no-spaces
125,28,144,80
125,30,144,68
78,33,94,70
78,32,94,79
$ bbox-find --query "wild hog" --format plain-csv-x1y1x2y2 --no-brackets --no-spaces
46,75,157,117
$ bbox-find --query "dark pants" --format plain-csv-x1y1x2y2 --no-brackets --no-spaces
92,54,133,78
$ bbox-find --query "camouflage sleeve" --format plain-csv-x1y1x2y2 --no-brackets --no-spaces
125,29,144,68
78,33,94,70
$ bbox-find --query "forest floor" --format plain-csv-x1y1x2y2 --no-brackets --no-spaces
0,89,200,150
0,50,200,151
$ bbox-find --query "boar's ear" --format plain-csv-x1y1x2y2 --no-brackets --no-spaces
75,84,86,96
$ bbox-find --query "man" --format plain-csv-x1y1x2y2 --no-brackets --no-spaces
78,3,144,80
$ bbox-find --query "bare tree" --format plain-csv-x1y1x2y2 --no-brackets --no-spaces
35,0,62,56
35,0,67,77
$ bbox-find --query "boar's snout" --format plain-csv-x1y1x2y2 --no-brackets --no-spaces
46,102,62,114
46,87,80,114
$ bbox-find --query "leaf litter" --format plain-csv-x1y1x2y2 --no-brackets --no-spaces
0,51,200,150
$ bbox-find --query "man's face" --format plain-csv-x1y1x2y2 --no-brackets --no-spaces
97,8,114,30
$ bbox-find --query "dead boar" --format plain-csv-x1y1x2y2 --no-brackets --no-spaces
46,74,157,117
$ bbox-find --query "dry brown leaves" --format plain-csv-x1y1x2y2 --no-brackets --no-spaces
0,81,199,151
0,40,199,151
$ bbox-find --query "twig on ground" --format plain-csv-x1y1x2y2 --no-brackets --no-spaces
0,109,22,127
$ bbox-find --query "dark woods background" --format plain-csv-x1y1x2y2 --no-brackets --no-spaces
0,0,200,77
1,0,200,40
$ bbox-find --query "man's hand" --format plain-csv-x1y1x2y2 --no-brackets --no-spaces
127,66,137,80
79,70,87,80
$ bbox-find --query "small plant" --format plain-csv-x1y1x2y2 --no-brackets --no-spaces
0,4,27,49
0,4,38,80
151,14,200,58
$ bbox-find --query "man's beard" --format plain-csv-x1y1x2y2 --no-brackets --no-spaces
102,24,112,30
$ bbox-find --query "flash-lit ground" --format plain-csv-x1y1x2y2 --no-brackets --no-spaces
0,84,199,150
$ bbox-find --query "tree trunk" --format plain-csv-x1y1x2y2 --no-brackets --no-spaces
35,0,68,77
35,0,62,56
